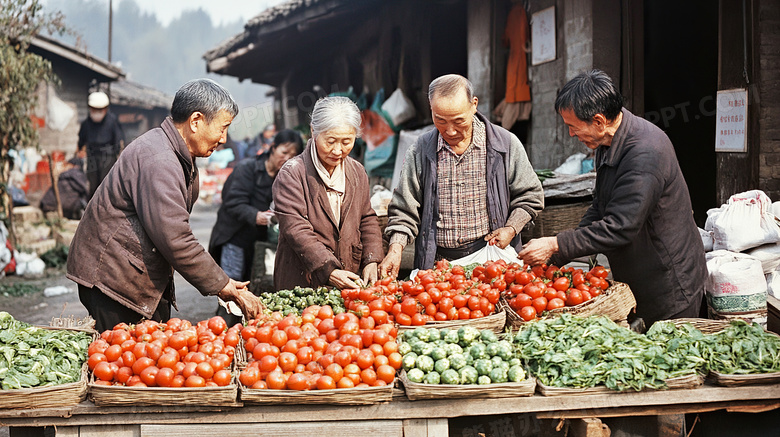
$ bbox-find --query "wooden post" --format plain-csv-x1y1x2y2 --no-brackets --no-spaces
47,154,63,219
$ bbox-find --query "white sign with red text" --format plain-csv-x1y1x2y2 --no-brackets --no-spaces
715,88,748,152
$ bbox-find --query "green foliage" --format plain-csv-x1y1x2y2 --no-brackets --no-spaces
0,282,39,296
40,243,68,268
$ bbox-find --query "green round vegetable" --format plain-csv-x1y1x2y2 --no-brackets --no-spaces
508,365,526,382
474,359,493,376
416,355,435,373
478,375,492,385
424,371,441,385
449,353,467,370
459,365,479,384
407,368,425,383
441,369,460,385
434,358,451,373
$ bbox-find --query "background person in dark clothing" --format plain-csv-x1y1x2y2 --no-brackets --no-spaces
40,157,88,220
209,129,303,324
518,69,707,327
78,91,125,199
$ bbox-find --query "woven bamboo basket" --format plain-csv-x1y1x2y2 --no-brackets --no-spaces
503,281,636,329
670,318,780,387
397,309,507,334
89,372,240,406
521,201,591,240
0,321,95,410
535,372,704,396
0,362,89,409
399,370,535,401
239,381,394,405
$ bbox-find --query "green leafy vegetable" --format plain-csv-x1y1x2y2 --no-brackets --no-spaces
0,312,90,390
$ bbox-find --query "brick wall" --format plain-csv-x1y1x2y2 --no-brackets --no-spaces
528,0,595,170
758,1,780,200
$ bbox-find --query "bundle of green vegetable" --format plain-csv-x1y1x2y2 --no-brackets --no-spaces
704,320,780,375
0,312,91,390
400,326,526,385
258,286,345,315
535,169,556,183
513,314,703,391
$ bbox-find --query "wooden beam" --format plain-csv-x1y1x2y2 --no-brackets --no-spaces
139,421,402,437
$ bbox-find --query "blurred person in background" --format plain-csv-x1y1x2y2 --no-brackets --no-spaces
273,97,384,291
209,129,304,324
78,91,125,199
40,156,88,220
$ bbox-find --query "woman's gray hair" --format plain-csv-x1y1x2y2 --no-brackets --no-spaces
310,96,362,139
428,74,474,103
171,78,239,123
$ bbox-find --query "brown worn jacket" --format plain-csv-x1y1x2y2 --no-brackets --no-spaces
273,143,384,291
67,117,229,318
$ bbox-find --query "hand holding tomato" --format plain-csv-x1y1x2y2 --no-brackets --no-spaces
378,243,404,280
517,237,559,266
484,226,516,249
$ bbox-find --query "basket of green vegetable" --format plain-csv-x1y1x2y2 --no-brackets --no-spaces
514,314,705,396
684,319,780,386
398,326,535,400
0,312,95,409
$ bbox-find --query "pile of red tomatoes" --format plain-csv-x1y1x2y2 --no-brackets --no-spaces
87,316,238,387
237,305,400,390
342,260,501,326
490,262,610,321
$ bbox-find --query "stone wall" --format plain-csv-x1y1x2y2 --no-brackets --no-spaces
758,1,780,199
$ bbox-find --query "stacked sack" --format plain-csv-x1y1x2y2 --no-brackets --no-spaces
701,190,780,326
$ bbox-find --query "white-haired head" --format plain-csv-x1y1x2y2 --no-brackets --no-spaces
310,96,362,140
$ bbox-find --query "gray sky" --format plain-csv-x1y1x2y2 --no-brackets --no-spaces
131,0,284,26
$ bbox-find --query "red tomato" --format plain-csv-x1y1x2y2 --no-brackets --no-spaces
492,279,507,292
552,277,570,292
545,265,559,280
508,283,524,295
516,271,533,286
566,290,584,306
485,263,502,280
546,297,565,311
589,286,603,297
519,306,537,321
532,297,548,314
581,290,592,302
524,284,543,299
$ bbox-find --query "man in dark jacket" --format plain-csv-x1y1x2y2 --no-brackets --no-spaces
78,91,125,199
379,74,543,278
40,157,88,220
518,70,707,326
67,79,263,332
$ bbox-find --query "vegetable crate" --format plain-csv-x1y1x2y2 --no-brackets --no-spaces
502,281,636,329
239,383,394,405
671,318,780,387
396,309,507,334
0,317,96,410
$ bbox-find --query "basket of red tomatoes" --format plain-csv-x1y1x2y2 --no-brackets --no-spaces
87,317,240,406
490,262,636,328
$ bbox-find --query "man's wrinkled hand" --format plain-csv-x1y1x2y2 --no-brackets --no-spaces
329,269,361,290
362,262,378,286
378,243,403,280
484,226,517,249
517,236,559,266
219,279,264,320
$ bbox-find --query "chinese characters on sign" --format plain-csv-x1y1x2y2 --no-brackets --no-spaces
715,88,748,152
531,7,556,66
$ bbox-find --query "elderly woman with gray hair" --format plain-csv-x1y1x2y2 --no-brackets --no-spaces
272,96,384,291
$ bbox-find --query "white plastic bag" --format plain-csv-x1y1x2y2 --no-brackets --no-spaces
553,153,586,175
707,190,780,252
705,250,767,312
451,244,519,266
744,242,780,274
370,185,393,216
698,227,714,252
381,88,416,126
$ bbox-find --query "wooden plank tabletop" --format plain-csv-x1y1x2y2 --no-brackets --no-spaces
1,382,778,427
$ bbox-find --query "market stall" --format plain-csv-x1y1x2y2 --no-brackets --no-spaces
1,383,779,436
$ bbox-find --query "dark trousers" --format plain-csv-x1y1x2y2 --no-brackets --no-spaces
78,285,170,332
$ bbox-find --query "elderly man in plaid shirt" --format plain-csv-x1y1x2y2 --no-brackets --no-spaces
380,74,544,278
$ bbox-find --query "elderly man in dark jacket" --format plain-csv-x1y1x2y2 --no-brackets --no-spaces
519,70,707,326
67,79,263,332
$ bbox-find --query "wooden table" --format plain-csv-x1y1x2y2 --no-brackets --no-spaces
2,382,779,436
